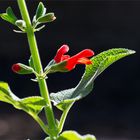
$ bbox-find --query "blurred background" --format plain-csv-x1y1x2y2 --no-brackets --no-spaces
0,0,139,140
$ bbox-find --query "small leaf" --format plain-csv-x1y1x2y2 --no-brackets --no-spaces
38,13,56,23
20,96,46,114
57,131,96,140
36,2,46,20
0,7,17,25
50,48,135,110
0,13,15,25
6,7,17,22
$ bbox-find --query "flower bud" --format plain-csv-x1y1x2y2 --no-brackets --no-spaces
12,63,33,74
38,13,56,23
15,20,26,28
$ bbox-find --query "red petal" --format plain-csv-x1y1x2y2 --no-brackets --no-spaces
77,57,92,64
65,49,94,71
61,55,70,61
12,64,21,72
65,59,77,70
54,45,69,63
73,49,94,58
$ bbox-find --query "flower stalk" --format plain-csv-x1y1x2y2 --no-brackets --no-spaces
17,0,58,137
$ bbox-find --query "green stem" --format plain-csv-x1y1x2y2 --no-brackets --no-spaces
30,113,49,135
17,0,57,137
58,103,74,133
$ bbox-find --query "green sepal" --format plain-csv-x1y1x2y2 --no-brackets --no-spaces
0,82,46,115
0,7,17,25
37,13,56,23
44,60,68,75
44,59,56,70
57,131,96,140
36,2,46,20
50,48,135,110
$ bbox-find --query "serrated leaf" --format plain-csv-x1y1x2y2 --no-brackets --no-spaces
0,82,46,114
84,48,135,81
50,48,135,110
36,2,46,20
38,13,56,23
57,131,96,140
20,96,46,114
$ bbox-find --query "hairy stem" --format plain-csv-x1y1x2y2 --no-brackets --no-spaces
17,0,57,137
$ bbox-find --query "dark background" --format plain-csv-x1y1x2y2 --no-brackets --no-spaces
0,0,139,140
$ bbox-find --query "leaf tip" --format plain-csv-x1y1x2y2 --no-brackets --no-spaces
129,49,136,55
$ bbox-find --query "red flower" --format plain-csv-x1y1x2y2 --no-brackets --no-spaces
54,45,94,70
12,63,21,73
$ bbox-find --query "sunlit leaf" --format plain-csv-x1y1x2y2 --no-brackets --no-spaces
20,96,46,114
0,82,20,104
0,82,46,114
50,48,135,111
57,131,96,140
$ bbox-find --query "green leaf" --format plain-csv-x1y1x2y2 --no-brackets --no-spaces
36,2,46,20
0,13,15,25
50,48,135,110
0,82,45,114
0,7,17,25
0,82,20,104
56,99,75,111
20,96,46,114
6,7,17,22
57,131,96,140
38,13,56,23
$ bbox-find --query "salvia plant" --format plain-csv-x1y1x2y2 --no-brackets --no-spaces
0,1,135,140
